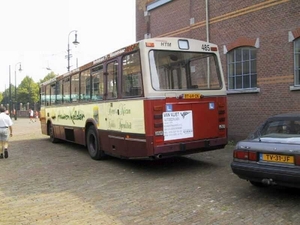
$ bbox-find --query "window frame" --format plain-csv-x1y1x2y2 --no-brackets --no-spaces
106,60,119,99
121,50,143,98
294,38,300,86
227,47,257,91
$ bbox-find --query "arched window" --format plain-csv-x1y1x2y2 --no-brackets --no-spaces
295,38,300,85
227,47,257,90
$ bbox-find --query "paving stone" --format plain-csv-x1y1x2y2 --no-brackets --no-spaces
0,118,300,225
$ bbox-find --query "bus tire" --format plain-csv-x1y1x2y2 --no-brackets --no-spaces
49,123,59,143
87,126,106,160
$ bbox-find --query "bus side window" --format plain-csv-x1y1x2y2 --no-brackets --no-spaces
122,51,142,97
45,84,51,106
107,61,118,99
91,65,104,101
71,73,80,103
80,69,91,102
56,80,63,104
129,87,141,96
50,83,56,105
63,78,71,103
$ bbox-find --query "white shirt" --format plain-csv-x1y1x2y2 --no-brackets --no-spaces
0,112,13,127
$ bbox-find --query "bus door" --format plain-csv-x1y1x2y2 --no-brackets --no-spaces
104,59,126,156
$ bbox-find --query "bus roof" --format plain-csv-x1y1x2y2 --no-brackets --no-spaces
40,37,218,86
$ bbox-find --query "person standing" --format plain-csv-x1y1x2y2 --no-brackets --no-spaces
29,108,34,123
0,106,13,158
34,110,39,122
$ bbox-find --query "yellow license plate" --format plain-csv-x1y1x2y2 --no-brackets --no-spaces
184,93,201,99
261,154,294,164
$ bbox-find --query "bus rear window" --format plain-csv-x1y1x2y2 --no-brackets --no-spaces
149,50,222,91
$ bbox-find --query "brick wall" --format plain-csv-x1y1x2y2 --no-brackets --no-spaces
136,0,300,141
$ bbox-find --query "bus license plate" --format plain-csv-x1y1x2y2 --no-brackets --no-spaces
261,153,294,164
184,93,201,99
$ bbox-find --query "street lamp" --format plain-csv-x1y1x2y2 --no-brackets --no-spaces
14,62,22,120
9,65,12,118
67,30,80,72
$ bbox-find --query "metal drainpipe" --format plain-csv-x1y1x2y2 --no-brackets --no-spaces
206,0,209,43
206,0,210,88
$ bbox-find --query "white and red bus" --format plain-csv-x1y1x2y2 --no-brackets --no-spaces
39,37,227,160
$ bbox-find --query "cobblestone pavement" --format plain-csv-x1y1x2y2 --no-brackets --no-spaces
1,118,300,225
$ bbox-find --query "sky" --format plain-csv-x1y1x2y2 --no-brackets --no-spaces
0,0,136,92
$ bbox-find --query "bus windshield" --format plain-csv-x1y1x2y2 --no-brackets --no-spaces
149,50,222,90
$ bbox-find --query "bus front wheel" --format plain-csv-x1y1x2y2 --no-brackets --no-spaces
49,123,59,143
86,126,106,160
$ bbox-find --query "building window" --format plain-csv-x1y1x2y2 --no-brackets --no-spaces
147,0,173,11
295,38,300,85
227,47,257,90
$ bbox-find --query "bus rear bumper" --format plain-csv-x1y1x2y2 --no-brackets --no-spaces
153,137,227,156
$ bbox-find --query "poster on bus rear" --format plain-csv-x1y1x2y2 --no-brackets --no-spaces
163,110,193,141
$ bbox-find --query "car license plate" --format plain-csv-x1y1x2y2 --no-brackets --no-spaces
184,93,201,99
260,153,294,164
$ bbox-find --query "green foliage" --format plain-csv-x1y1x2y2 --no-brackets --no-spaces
18,76,39,104
1,84,16,105
0,71,58,106
39,72,56,84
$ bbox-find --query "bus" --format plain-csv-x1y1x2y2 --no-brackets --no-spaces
39,37,227,160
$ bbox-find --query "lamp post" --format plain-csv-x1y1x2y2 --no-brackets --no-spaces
9,65,12,118
14,62,22,120
67,30,80,72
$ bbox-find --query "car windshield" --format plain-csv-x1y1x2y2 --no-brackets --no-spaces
250,119,300,139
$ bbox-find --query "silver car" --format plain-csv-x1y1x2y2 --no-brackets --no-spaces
231,113,300,188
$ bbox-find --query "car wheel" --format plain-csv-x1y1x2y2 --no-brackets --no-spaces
86,126,106,160
49,123,59,143
250,181,265,187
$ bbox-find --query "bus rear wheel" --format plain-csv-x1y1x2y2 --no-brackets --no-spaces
86,126,106,160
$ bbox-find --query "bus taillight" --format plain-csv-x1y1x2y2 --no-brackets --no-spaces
218,102,227,135
154,135,164,144
153,105,164,144
154,123,163,128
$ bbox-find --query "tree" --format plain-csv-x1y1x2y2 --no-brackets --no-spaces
0,85,16,106
1,71,58,107
39,71,57,84
17,76,39,106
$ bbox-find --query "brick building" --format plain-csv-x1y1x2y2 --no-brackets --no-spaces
136,0,300,141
